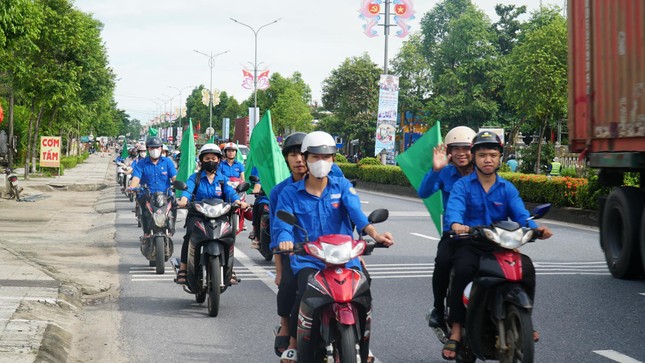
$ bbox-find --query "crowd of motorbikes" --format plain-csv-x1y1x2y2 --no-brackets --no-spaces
113,155,550,363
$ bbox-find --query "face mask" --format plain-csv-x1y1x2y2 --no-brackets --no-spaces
202,161,218,173
149,149,161,159
307,160,333,179
138,152,147,158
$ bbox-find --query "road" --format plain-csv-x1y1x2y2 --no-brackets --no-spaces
113,187,645,363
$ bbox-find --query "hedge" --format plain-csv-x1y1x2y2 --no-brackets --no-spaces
336,163,602,210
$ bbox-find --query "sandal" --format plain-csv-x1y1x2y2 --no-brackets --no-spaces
280,348,297,363
441,339,460,361
230,271,240,285
533,330,540,342
273,326,290,357
174,270,187,285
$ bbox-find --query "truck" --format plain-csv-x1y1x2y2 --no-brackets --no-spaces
233,117,250,146
568,0,645,279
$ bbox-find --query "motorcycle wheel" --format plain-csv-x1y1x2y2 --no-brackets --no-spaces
154,237,165,274
207,255,221,317
335,324,358,363
11,185,20,201
498,304,534,363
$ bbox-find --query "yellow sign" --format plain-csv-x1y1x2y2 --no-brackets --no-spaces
40,136,61,168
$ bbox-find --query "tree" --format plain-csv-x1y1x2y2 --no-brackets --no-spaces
390,33,432,124
503,8,567,173
420,0,501,130
321,54,381,155
271,88,313,135
492,4,527,55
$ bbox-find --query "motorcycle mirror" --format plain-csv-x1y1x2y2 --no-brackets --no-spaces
249,175,260,183
530,203,551,220
277,210,309,242
367,209,389,224
236,182,251,193
173,180,187,191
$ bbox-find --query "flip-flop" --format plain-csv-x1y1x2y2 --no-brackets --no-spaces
280,348,297,363
441,339,460,361
174,270,187,285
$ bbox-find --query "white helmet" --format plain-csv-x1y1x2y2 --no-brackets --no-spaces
444,126,476,147
162,144,169,151
301,131,337,154
553,157,559,162
223,142,237,151
198,143,222,161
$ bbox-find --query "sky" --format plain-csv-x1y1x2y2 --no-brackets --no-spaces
73,0,562,124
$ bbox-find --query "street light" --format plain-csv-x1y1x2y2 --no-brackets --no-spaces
168,85,191,146
230,17,281,128
193,49,230,130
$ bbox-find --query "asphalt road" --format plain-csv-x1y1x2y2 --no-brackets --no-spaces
113,187,645,363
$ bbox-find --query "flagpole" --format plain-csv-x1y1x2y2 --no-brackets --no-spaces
230,18,281,129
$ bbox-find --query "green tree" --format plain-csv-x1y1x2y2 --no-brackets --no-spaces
321,54,381,155
272,88,313,135
503,8,567,173
390,33,432,123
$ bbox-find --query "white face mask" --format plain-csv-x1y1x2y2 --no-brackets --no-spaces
307,160,333,178
149,149,161,159
138,152,147,158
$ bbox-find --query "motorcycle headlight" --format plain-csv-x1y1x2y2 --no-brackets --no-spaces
195,203,231,218
482,228,499,243
496,228,525,249
153,210,167,227
310,237,362,265
521,230,534,244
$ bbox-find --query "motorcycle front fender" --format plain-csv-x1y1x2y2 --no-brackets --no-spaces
492,283,533,320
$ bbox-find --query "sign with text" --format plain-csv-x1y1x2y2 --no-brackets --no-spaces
40,136,61,168
374,74,399,162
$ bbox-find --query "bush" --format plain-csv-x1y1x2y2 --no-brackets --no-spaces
500,172,588,208
561,167,578,178
337,162,359,179
61,156,78,169
358,157,381,166
359,165,411,186
518,143,555,174
335,154,348,163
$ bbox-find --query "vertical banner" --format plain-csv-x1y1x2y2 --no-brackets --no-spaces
248,107,259,143
222,118,230,140
40,136,61,168
374,74,399,164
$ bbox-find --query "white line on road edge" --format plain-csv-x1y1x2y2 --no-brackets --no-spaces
410,232,440,241
593,350,643,363
639,293,645,297
234,247,278,294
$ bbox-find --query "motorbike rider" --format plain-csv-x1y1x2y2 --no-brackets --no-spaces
218,142,245,181
442,131,553,360
175,143,248,285
274,131,394,363
162,144,169,158
417,126,476,330
129,136,178,239
248,166,263,249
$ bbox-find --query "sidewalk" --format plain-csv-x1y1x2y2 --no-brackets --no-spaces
0,152,114,362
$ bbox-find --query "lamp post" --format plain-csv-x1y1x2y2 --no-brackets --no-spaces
193,50,229,130
230,17,281,128
168,85,191,146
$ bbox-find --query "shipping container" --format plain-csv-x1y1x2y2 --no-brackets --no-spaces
568,0,645,279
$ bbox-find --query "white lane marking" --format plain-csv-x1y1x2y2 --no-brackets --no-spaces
233,247,278,293
638,293,645,297
593,350,643,363
360,201,369,204
410,232,440,241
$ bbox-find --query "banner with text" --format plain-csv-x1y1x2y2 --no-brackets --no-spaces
374,74,399,163
40,136,61,168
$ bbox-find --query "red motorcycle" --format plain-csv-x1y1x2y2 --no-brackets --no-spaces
432,204,550,363
276,208,389,363
226,176,246,235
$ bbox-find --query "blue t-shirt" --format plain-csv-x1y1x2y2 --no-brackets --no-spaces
418,164,466,231
445,172,537,229
218,160,245,178
273,175,369,274
506,159,518,172
132,156,177,194
181,171,240,202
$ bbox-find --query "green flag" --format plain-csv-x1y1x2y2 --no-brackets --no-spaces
245,110,290,197
120,143,129,159
207,136,215,143
148,127,158,137
396,121,443,235
235,141,245,164
176,119,196,197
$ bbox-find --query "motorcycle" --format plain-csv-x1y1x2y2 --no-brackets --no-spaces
115,161,126,185
227,176,246,234
171,180,250,317
5,168,22,201
276,208,389,363
131,182,182,274
431,203,551,363
248,175,272,261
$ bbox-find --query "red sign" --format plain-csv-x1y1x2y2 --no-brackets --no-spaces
394,4,406,14
368,3,380,15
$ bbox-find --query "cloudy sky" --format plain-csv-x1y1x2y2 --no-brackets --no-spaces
73,0,561,123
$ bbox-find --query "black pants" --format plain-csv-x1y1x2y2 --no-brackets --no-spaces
251,201,263,238
448,243,536,325
432,234,457,312
181,216,199,264
277,255,297,317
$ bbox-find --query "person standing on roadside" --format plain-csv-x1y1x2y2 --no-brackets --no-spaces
417,126,477,331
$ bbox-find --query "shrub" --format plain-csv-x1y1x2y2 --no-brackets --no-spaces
358,157,381,166
61,156,78,169
335,154,348,163
359,165,411,186
518,143,555,174
561,167,578,178
337,162,359,179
